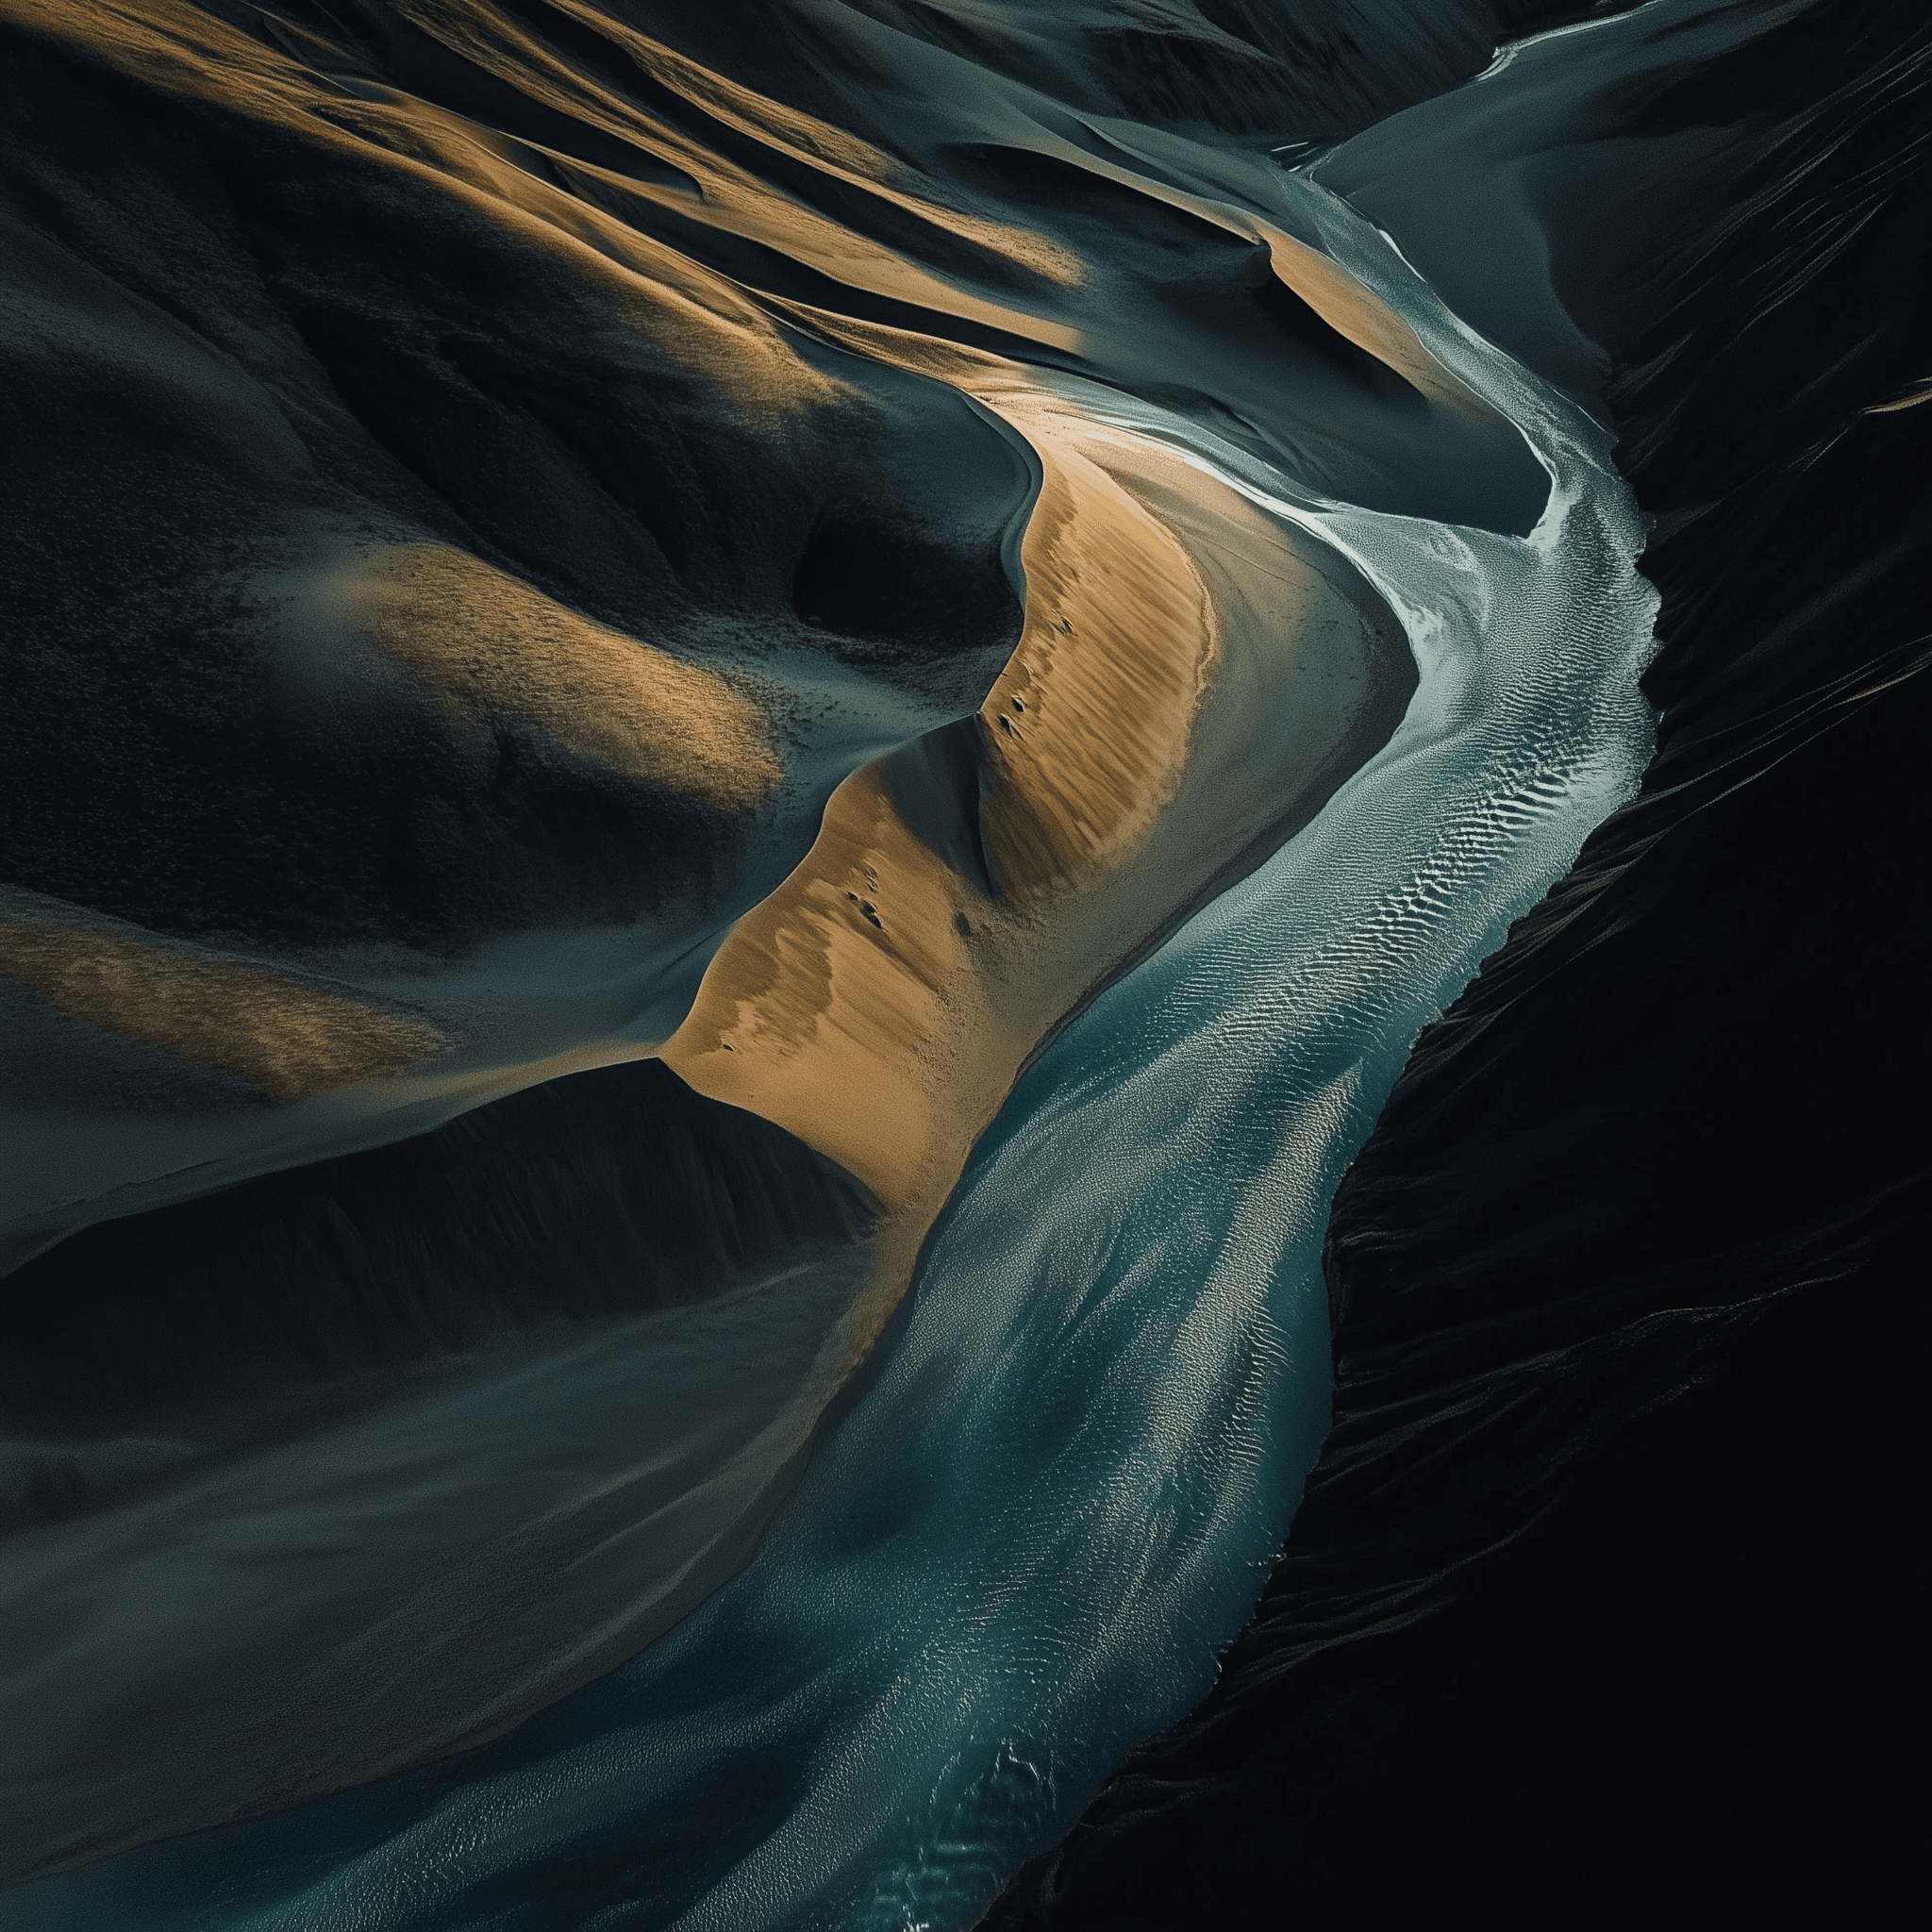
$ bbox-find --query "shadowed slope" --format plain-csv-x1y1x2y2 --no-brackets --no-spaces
0,1058,876,1878
0,0,1674,1907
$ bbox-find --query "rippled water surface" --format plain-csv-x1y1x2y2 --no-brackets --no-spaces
12,165,1657,1931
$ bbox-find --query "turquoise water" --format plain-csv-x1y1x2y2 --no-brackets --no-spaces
7,175,1658,1932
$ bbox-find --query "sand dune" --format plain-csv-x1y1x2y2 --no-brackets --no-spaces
667,328,1412,1365
0,0,1513,1881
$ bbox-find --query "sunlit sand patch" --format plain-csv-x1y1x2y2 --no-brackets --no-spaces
958,119,1499,422
0,921,444,1103
662,764,1002,1212
295,89,854,408
42,0,1087,364
666,315,1395,1368
6,4,1478,426
974,391,1214,891
359,0,1085,349
1,0,846,416
1253,219,1493,422
547,142,1086,355
411,0,1085,288
346,544,781,810
586,14,1087,290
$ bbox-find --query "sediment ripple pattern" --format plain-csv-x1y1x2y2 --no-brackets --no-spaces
12,160,1659,1931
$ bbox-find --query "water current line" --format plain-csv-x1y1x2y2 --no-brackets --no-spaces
8,173,1659,1932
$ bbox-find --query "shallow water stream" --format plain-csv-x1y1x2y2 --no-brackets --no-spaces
11,158,1659,1930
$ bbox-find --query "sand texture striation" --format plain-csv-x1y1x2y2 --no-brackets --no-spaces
348,544,781,808
0,919,443,1103
0,0,1600,1890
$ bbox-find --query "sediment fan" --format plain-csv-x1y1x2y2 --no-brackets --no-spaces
0,1,1923,1926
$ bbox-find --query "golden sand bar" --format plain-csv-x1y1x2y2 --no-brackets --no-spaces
665,322,1408,1367
0,921,443,1102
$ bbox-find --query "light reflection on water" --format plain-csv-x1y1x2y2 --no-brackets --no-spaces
9,173,1657,1932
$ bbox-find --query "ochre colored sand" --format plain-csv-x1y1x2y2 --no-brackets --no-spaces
455,0,1085,288
2,0,1085,409
2,0,843,414
7,0,1485,421
1257,219,1494,422
348,545,781,810
0,921,443,1102
665,322,1391,1369
6,1,1421,1356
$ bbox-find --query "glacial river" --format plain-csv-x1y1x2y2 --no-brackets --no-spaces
9,147,1659,1930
